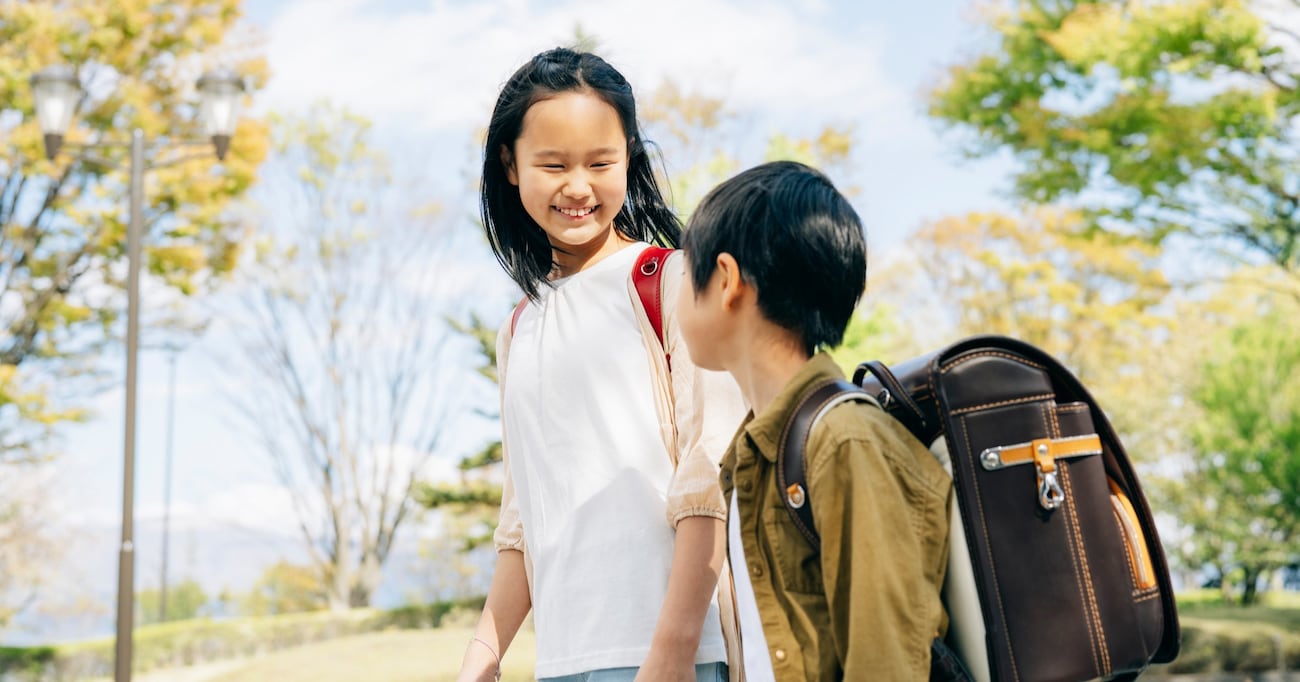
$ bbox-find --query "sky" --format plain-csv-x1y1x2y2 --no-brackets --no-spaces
11,0,1016,643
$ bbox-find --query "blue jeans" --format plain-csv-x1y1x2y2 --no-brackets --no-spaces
540,662,727,682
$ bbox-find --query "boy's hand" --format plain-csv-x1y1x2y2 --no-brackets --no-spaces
634,646,696,682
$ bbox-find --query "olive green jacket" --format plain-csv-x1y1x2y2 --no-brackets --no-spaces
719,353,952,680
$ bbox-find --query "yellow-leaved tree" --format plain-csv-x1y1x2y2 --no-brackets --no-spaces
0,0,268,628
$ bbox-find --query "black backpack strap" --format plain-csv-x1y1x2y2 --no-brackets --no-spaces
777,378,875,551
855,360,930,439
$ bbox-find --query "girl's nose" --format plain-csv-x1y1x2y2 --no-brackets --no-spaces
562,171,592,197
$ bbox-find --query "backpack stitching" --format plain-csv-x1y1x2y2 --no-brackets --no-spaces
940,351,1048,374
960,414,1021,682
949,393,1057,415
1062,465,1110,674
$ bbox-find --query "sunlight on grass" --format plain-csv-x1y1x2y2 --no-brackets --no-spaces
203,627,536,682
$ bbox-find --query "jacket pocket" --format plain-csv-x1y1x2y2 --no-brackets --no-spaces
1108,477,1157,591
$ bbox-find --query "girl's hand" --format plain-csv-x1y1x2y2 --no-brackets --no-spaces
633,647,697,682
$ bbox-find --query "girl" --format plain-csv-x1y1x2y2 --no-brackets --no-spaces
456,48,744,682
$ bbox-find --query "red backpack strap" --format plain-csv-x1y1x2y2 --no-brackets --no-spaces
509,297,528,336
633,246,674,369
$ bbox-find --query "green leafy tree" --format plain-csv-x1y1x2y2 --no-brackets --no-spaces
416,314,504,552
1170,285,1300,604
929,0,1300,269
137,579,207,624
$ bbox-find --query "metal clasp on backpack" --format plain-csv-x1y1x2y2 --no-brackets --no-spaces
979,435,1102,511
1039,470,1065,510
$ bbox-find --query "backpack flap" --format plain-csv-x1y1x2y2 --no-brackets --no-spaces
932,335,1179,681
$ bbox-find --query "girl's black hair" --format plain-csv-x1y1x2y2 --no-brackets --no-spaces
481,47,681,300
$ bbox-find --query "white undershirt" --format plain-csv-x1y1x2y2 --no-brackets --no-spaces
729,490,778,681
503,243,726,678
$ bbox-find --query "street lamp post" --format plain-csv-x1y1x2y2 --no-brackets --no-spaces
29,65,245,682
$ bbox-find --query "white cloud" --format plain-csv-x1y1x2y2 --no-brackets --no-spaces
258,0,903,135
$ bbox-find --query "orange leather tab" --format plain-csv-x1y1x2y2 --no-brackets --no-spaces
988,434,1102,469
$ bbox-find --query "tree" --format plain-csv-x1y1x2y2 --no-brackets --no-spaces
929,0,1300,270
137,579,206,624
0,0,268,630
238,561,328,616
227,104,459,610
0,469,60,629
1163,275,1300,604
415,314,504,552
0,0,269,460
877,209,1173,451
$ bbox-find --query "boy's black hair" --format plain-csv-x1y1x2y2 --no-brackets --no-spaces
683,161,867,354
481,47,681,300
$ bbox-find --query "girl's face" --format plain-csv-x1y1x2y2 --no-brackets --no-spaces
505,91,630,271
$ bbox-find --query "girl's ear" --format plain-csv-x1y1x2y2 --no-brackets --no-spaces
501,145,518,186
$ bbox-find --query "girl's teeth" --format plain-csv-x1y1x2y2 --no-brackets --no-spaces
559,206,594,217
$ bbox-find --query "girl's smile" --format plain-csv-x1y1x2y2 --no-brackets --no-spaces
505,90,632,275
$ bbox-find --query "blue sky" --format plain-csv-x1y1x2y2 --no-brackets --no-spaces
17,0,1017,642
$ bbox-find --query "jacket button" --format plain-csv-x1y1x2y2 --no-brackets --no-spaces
750,563,763,577
740,480,753,492
774,648,786,662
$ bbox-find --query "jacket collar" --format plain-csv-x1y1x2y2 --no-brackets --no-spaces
742,352,848,463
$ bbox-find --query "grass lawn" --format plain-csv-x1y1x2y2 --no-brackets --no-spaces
194,627,536,682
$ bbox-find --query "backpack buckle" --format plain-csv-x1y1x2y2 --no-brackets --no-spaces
1039,470,1065,510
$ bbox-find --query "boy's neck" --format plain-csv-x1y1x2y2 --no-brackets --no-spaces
729,330,811,416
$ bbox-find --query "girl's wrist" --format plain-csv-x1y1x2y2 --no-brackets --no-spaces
467,636,502,681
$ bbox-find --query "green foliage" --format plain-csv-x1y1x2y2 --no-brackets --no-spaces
1150,618,1300,674
419,313,505,551
0,0,270,459
0,646,53,676
1175,306,1300,604
826,304,909,377
929,0,1300,269
370,596,486,630
0,598,492,679
138,579,208,625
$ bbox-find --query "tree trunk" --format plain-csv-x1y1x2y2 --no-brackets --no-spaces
1240,567,1262,606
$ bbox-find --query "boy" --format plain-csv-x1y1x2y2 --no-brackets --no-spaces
676,161,952,680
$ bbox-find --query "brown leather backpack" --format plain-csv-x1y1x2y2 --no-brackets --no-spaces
780,335,1180,681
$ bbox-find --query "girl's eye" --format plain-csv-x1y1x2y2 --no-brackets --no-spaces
542,164,564,170
592,161,613,169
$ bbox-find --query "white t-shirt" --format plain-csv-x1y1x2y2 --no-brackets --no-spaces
729,490,778,681
503,243,727,678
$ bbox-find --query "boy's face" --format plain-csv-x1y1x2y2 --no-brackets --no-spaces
677,253,730,372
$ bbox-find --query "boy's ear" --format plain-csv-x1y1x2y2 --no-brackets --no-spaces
501,145,518,186
716,253,748,310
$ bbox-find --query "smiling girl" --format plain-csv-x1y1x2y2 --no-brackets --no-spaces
456,48,743,682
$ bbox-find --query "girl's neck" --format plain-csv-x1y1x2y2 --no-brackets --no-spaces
551,229,635,278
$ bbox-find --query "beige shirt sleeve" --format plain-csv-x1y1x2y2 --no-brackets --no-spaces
661,254,748,527
492,315,526,553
